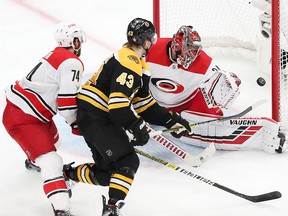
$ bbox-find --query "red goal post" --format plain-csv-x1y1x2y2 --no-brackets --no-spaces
153,0,288,128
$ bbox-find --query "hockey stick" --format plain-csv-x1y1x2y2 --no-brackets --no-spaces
146,124,216,167
135,148,282,203
150,99,267,136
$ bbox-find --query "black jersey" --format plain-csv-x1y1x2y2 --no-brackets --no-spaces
77,47,169,128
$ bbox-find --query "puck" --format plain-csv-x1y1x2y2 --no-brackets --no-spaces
257,77,266,86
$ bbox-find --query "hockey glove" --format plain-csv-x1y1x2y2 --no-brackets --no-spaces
70,122,81,136
164,111,192,138
126,118,149,146
200,69,241,109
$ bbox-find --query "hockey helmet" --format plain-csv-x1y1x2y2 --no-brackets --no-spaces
171,25,202,69
54,21,86,48
127,18,157,45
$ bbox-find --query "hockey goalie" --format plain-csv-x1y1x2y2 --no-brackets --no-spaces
146,19,287,153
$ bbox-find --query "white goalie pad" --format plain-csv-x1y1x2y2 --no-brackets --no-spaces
199,70,240,109
180,111,283,153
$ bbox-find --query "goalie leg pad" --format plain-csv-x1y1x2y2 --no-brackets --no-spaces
261,119,284,153
180,111,282,153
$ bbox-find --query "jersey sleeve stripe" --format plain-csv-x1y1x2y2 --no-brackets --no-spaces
109,92,131,110
77,94,109,112
58,96,77,110
110,92,130,99
133,96,157,114
108,102,130,110
83,85,109,101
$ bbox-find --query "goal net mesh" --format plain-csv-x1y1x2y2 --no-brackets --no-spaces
155,0,288,127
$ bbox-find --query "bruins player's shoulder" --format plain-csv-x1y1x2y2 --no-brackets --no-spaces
117,47,142,76
140,58,150,73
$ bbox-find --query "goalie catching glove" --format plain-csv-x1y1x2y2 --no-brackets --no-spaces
164,111,192,138
125,118,149,146
200,69,241,109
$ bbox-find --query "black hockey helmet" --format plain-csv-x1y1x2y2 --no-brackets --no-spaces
127,18,156,45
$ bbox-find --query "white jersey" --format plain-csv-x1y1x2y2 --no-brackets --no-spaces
146,38,284,153
146,38,219,108
5,47,84,125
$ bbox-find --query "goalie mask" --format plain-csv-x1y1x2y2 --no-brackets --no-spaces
171,25,202,69
54,21,86,56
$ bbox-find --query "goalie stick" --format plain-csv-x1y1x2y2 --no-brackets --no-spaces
146,124,216,167
150,99,267,136
135,148,282,203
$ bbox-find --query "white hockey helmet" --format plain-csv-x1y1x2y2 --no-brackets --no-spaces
54,21,86,48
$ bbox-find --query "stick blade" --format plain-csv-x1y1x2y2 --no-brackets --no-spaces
251,98,268,109
187,142,216,167
247,191,282,203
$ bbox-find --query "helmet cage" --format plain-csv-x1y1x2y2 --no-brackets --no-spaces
172,25,202,69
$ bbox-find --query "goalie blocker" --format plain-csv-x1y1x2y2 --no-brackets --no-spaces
180,110,286,153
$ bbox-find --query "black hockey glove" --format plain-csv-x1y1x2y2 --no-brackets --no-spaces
164,111,192,138
126,118,149,146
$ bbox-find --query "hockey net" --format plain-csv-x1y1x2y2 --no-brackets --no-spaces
153,0,288,127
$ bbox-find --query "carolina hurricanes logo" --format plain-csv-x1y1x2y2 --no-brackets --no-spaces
151,78,184,94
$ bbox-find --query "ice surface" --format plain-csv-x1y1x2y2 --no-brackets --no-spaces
0,0,287,215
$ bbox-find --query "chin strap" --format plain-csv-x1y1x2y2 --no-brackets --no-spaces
72,41,82,57
142,45,150,57
73,50,81,57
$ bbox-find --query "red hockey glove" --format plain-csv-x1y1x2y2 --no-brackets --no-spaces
70,122,81,136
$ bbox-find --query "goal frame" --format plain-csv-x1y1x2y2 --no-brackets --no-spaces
271,1,280,122
153,0,283,123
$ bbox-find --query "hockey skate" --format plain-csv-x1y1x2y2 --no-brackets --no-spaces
54,209,74,216
63,162,77,198
25,159,41,172
63,162,76,179
102,195,125,216
275,132,287,153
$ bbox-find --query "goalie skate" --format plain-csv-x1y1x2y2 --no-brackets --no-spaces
275,132,287,153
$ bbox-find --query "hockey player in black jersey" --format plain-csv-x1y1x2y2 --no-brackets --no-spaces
63,17,192,216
